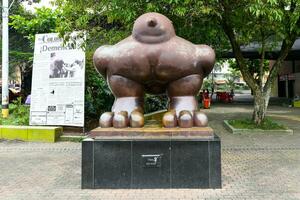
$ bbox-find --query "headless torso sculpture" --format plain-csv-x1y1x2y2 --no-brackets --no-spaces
93,12,215,128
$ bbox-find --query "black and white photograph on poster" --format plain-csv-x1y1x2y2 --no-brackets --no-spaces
30,32,85,127
49,52,84,79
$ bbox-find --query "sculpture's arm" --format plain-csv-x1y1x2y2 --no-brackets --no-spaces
195,45,215,77
93,45,114,78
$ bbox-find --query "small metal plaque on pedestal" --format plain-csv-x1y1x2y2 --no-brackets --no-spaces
142,154,162,168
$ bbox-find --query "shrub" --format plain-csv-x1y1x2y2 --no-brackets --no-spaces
84,52,114,129
0,97,30,125
144,94,168,114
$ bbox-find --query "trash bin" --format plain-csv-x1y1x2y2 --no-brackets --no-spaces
203,98,211,109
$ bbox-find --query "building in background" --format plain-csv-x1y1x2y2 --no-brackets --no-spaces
223,38,300,100
271,60,300,99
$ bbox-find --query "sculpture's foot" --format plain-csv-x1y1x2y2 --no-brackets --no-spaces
162,110,208,128
99,110,144,128
162,110,177,128
163,95,207,128
193,111,208,127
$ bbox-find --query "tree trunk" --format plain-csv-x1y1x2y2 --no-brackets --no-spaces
220,2,298,126
252,88,270,125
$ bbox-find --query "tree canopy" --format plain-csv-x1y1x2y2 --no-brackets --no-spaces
53,0,300,124
54,0,230,52
54,0,299,52
9,7,58,46
9,0,300,125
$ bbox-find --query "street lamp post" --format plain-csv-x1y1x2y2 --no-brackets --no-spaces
2,0,9,118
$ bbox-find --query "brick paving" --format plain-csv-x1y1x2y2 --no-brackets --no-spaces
0,105,300,200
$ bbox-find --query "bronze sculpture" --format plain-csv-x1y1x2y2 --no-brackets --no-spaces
93,12,215,128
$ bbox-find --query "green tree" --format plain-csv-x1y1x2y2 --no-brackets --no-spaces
54,0,229,50
8,6,58,97
0,1,34,98
10,7,58,45
219,0,300,124
225,68,241,90
54,0,300,124
9,6,115,128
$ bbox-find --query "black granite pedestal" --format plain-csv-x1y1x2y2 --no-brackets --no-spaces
82,127,221,189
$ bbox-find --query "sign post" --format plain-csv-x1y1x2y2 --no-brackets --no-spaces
1,0,9,118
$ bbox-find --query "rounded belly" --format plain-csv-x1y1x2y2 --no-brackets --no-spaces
107,41,199,91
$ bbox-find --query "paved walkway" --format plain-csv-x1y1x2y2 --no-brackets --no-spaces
0,105,300,200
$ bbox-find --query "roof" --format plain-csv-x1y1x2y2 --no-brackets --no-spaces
222,38,300,60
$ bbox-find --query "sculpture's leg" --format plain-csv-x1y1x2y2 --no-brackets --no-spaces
162,74,208,128
100,75,144,128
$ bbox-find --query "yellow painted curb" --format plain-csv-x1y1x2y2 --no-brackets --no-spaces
0,126,62,143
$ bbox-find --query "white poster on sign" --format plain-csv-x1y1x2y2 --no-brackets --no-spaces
30,32,85,127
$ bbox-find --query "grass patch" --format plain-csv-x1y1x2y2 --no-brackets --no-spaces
0,98,30,126
228,117,287,130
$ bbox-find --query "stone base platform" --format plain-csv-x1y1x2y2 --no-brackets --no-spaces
82,127,221,189
88,126,214,139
